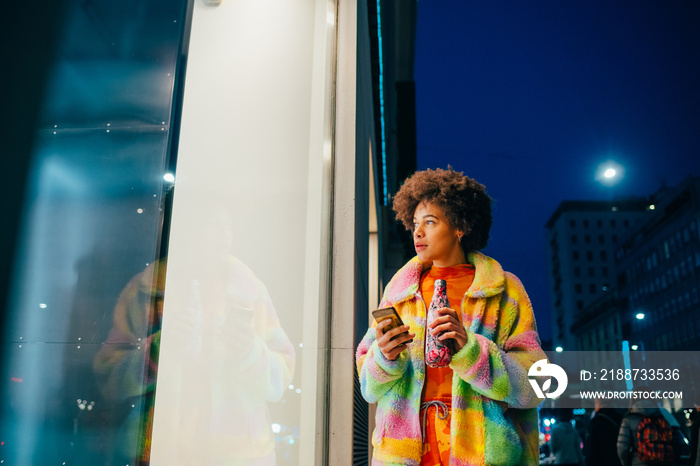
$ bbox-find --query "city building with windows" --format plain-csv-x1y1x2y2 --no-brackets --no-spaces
566,177,700,356
570,293,625,352
546,199,650,351
614,177,700,351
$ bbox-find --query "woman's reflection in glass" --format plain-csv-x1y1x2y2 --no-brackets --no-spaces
94,197,295,465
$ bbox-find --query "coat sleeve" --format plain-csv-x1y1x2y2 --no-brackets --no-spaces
94,266,161,401
617,416,633,466
449,272,546,409
355,298,410,403
224,284,296,403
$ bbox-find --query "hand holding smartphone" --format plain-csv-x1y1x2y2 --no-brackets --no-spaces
372,307,414,360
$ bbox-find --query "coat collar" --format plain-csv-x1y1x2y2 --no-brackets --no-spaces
385,251,506,305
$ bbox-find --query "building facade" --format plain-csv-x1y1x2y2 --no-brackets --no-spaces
615,177,700,352
553,178,700,357
546,199,650,351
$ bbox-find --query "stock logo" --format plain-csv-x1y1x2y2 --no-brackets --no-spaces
528,359,568,399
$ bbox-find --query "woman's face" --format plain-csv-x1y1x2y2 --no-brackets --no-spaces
412,201,466,267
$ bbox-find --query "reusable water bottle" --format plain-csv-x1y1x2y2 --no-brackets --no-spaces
425,279,455,367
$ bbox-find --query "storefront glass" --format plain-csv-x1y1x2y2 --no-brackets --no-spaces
1,0,190,464
149,1,337,464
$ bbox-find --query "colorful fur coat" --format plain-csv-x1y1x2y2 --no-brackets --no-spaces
356,252,545,465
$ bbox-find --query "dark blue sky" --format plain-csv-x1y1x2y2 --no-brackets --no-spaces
414,1,700,341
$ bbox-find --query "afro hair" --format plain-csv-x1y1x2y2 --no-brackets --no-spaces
392,168,493,253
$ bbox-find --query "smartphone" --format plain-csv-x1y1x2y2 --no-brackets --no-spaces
372,307,412,343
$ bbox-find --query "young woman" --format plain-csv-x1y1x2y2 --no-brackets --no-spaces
356,168,545,465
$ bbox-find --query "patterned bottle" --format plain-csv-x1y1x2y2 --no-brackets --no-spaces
425,279,454,367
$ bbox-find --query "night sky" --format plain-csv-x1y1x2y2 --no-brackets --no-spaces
414,1,700,341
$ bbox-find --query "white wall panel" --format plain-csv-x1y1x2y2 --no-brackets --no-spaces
150,0,337,464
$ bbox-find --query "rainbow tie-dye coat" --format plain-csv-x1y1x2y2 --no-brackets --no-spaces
356,252,545,466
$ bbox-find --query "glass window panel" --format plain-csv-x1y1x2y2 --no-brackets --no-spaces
147,1,338,465
1,0,189,464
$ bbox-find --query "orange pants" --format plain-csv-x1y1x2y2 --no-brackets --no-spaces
420,398,451,466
